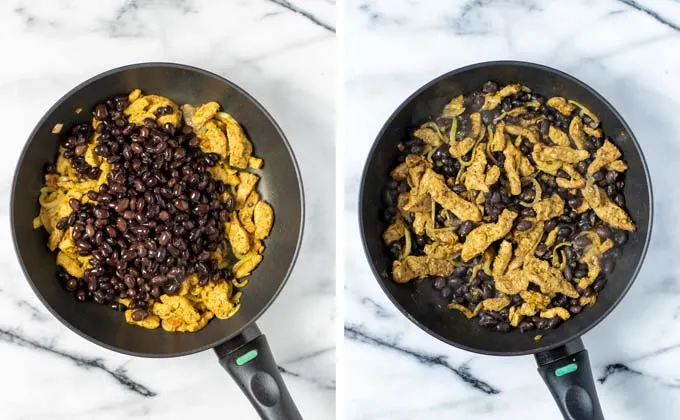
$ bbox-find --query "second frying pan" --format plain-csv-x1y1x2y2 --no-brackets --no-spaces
12,63,305,420
360,61,653,419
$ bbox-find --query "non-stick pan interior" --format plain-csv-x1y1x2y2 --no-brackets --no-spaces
12,63,303,356
360,62,652,355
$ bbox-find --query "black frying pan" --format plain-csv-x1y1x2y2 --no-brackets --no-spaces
11,63,304,420
359,61,653,419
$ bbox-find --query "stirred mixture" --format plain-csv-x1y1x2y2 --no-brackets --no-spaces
382,81,634,334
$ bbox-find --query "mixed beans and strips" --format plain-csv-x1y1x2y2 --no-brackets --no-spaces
382,81,635,334
35,90,273,332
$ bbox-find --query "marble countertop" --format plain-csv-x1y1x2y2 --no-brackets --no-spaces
344,0,680,419
0,1,335,419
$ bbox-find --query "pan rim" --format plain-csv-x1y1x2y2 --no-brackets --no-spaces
358,60,654,356
11,61,305,358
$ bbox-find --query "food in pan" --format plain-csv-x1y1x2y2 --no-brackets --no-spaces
382,81,634,333
34,89,273,332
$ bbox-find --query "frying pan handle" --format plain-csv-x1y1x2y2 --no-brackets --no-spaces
535,338,604,420
215,324,303,420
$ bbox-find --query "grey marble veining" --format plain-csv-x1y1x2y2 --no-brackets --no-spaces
344,0,680,419
0,0,335,419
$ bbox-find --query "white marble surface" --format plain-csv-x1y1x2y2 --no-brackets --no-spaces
0,1,334,419
344,0,680,419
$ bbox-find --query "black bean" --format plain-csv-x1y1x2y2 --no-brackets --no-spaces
433,277,446,290
478,313,498,328
149,286,162,298
94,104,109,120
68,198,81,211
110,302,126,311
515,220,533,231
594,224,610,240
613,230,627,246
519,320,534,333
495,322,510,333
544,219,557,232
481,284,494,300
75,290,87,302
114,198,130,213
604,170,617,185
131,309,148,321
567,196,582,209
551,295,567,308
534,243,549,259
56,217,69,230
573,235,591,249
65,279,78,291
613,194,625,207
593,276,607,292
459,221,474,237
520,188,535,203
122,275,136,289
600,258,615,275
535,318,549,330
501,98,512,112
547,317,561,329
574,263,588,278
150,275,168,286
451,266,466,278
174,199,189,212
482,81,498,94
163,282,181,295
521,208,536,217
452,184,466,194
558,225,573,238
94,208,110,219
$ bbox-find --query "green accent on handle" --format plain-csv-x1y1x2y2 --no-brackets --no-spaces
555,363,578,377
236,349,259,366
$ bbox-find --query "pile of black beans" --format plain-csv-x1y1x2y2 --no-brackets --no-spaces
61,123,101,180
382,81,631,333
53,95,234,320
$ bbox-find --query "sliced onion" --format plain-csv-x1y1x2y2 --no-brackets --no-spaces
483,256,493,276
469,264,481,283
568,100,600,124
551,242,573,268
426,146,437,162
232,277,249,288
233,252,258,270
524,100,541,110
400,228,412,260
421,122,447,144
449,117,458,144
485,125,498,165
